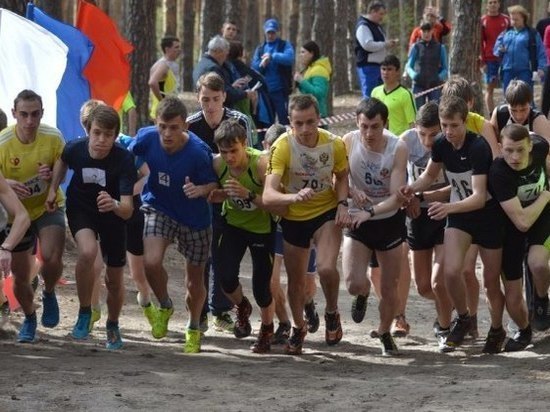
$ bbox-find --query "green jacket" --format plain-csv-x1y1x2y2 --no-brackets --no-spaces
298,56,332,118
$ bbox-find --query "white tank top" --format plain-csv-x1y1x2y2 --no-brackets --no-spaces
348,129,399,220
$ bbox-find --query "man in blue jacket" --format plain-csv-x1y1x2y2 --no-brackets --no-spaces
252,18,294,125
494,4,546,94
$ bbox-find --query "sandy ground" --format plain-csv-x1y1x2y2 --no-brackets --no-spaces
1,92,550,411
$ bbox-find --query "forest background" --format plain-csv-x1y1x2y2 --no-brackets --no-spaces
0,0,547,129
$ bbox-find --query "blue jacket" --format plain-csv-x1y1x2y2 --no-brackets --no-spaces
493,27,546,73
252,38,294,94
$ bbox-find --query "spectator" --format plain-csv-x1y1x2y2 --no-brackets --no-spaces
481,0,511,114
193,35,256,110
408,6,451,49
221,20,238,41
535,1,550,39
294,40,332,118
354,1,397,98
406,22,448,109
493,5,546,95
543,25,550,116
0,108,6,131
148,36,181,120
252,18,294,125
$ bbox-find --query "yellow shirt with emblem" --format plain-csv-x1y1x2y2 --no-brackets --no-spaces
0,124,65,221
267,128,347,221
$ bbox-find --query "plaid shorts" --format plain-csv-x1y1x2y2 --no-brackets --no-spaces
142,206,211,266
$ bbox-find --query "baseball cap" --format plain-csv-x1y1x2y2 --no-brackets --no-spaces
264,18,279,33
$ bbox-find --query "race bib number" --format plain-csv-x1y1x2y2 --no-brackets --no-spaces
82,168,106,187
230,197,257,211
23,176,47,198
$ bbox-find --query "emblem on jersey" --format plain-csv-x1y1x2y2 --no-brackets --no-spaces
9,157,20,166
380,168,390,178
319,152,329,166
300,152,317,173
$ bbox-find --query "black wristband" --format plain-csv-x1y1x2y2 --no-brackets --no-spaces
415,192,425,202
337,199,349,207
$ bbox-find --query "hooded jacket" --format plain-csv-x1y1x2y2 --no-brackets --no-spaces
297,56,332,118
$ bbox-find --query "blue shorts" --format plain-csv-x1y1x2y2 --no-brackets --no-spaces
484,61,500,85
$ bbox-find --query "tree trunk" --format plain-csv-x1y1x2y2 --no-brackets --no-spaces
98,0,109,13
333,0,349,96
298,0,314,47
34,0,63,19
414,0,426,25
287,0,299,48
263,0,272,22
0,0,27,15
312,0,335,115
164,0,178,36
347,0,359,91
450,0,483,113
244,0,259,63
126,0,157,128
62,0,75,23
224,0,243,30
272,0,283,30
110,1,125,33
182,0,196,91
200,0,224,54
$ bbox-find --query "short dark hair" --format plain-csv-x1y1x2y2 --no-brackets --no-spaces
264,124,287,146
416,101,440,128
14,89,43,110
505,80,532,106
214,119,247,148
160,36,179,53
420,22,433,31
156,96,187,121
367,1,386,13
86,105,120,136
228,40,244,60
0,108,7,131
381,54,400,70
356,97,389,123
289,94,320,117
196,72,225,93
442,76,473,103
439,95,468,121
500,123,530,142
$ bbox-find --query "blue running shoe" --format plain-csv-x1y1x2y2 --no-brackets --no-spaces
41,291,59,328
72,313,91,340
106,326,123,350
18,314,37,343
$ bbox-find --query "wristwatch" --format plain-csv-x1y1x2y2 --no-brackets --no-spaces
246,191,257,202
337,199,349,207
415,192,425,202
364,205,375,217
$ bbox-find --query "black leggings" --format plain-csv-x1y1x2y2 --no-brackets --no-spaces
214,223,274,308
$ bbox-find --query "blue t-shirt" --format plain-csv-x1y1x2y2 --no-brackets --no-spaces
131,126,217,230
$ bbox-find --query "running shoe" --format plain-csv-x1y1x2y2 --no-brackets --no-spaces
41,290,59,328
436,327,450,352
272,321,291,344
17,314,37,343
213,312,235,333
482,327,506,354
351,295,368,324
0,301,10,327
324,311,343,346
106,326,123,350
442,314,472,351
251,323,274,354
184,328,201,353
90,307,102,332
199,312,209,334
152,306,173,339
504,326,532,352
391,314,410,337
284,325,307,355
72,312,91,340
304,300,320,333
379,331,398,356
234,297,252,339
141,303,157,329
467,313,479,339
532,297,550,331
